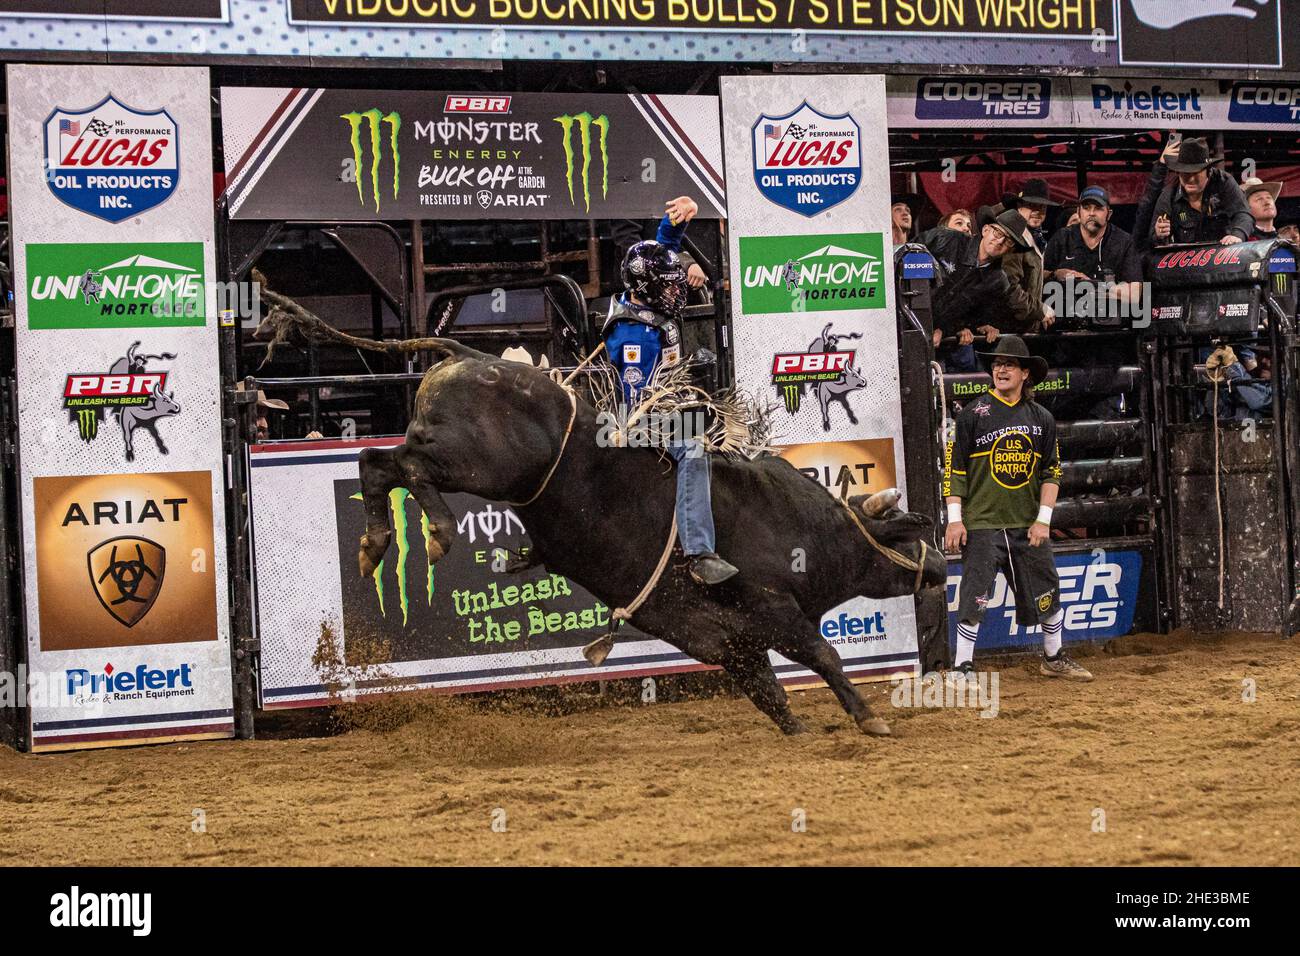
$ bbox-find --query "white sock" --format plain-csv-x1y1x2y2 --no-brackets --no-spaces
955,621,979,667
1042,609,1064,657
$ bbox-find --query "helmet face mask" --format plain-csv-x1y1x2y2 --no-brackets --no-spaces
621,240,688,319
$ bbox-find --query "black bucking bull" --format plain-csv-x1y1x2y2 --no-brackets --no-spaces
322,332,945,735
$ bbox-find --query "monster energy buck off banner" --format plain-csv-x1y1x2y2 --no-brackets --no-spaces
6,64,233,752
721,74,918,681
220,89,725,221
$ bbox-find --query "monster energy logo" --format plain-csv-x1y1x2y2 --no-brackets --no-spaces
553,112,609,213
342,109,402,213
783,384,801,414
351,488,432,627
76,408,99,442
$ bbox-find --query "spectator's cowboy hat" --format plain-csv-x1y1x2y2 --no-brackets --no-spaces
1241,177,1283,202
989,208,1033,250
235,382,290,411
977,335,1049,386
1077,185,1112,209
1165,137,1225,173
1015,178,1061,207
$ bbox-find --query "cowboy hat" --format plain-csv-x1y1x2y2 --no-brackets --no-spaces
977,335,1049,386
235,382,290,411
1241,177,1283,202
1015,178,1061,208
1165,137,1225,173
989,208,1032,251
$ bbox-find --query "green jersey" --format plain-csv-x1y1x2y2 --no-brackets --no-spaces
943,388,1061,530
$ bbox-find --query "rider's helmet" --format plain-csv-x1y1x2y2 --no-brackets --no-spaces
621,240,688,320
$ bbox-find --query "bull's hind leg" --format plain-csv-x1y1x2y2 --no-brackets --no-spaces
357,446,402,577
772,614,891,737
725,651,807,735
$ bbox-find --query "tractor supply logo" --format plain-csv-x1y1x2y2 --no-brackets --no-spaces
1229,83,1300,124
44,94,178,223
947,551,1143,645
1086,81,1205,124
446,95,511,114
87,536,166,628
915,77,1051,121
554,112,609,213
34,471,218,651
777,439,897,499
752,103,860,218
989,430,1035,489
771,324,866,431
342,109,402,213
62,343,180,461
25,242,206,330
739,233,884,315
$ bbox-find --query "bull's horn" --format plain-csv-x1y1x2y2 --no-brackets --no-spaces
861,488,902,518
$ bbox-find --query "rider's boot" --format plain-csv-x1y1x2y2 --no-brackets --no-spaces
688,552,739,586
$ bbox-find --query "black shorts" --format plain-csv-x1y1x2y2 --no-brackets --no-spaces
957,527,1061,627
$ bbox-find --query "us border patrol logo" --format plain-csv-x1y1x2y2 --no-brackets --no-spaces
44,95,180,224
752,103,861,218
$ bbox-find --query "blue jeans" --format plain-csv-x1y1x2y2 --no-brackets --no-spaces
669,438,715,556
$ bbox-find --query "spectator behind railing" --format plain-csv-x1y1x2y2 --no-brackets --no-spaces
1278,220,1299,245
892,193,921,246
918,208,1030,373
937,208,973,235
1043,186,1144,307
979,179,1058,334
1150,137,1254,247
1242,178,1284,241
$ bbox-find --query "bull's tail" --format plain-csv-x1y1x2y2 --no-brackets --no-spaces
256,272,475,365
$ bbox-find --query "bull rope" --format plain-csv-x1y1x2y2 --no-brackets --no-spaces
838,496,930,594
582,514,679,667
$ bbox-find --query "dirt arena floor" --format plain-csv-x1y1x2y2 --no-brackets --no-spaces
2,630,1297,866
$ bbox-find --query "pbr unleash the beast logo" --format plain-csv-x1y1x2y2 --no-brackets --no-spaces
44,94,179,223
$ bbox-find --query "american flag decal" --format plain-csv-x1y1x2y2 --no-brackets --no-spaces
59,119,79,136
764,123,782,140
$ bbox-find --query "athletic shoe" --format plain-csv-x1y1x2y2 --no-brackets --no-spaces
945,661,976,691
1040,650,1094,682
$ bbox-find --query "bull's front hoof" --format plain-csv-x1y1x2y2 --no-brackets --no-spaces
780,717,811,736
425,534,445,564
857,717,892,737
358,532,390,578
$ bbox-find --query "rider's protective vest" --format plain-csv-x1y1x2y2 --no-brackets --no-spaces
602,211,690,407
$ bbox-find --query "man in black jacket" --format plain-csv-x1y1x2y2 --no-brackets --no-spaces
1151,138,1253,247
919,208,1032,367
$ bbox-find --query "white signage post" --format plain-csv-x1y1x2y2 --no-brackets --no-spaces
721,74,919,683
6,64,234,751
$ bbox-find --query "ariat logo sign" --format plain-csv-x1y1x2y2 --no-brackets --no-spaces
342,109,402,213
553,112,609,213
35,472,218,652
44,94,179,223
87,536,165,627
990,431,1035,489
752,103,860,217
776,439,898,498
